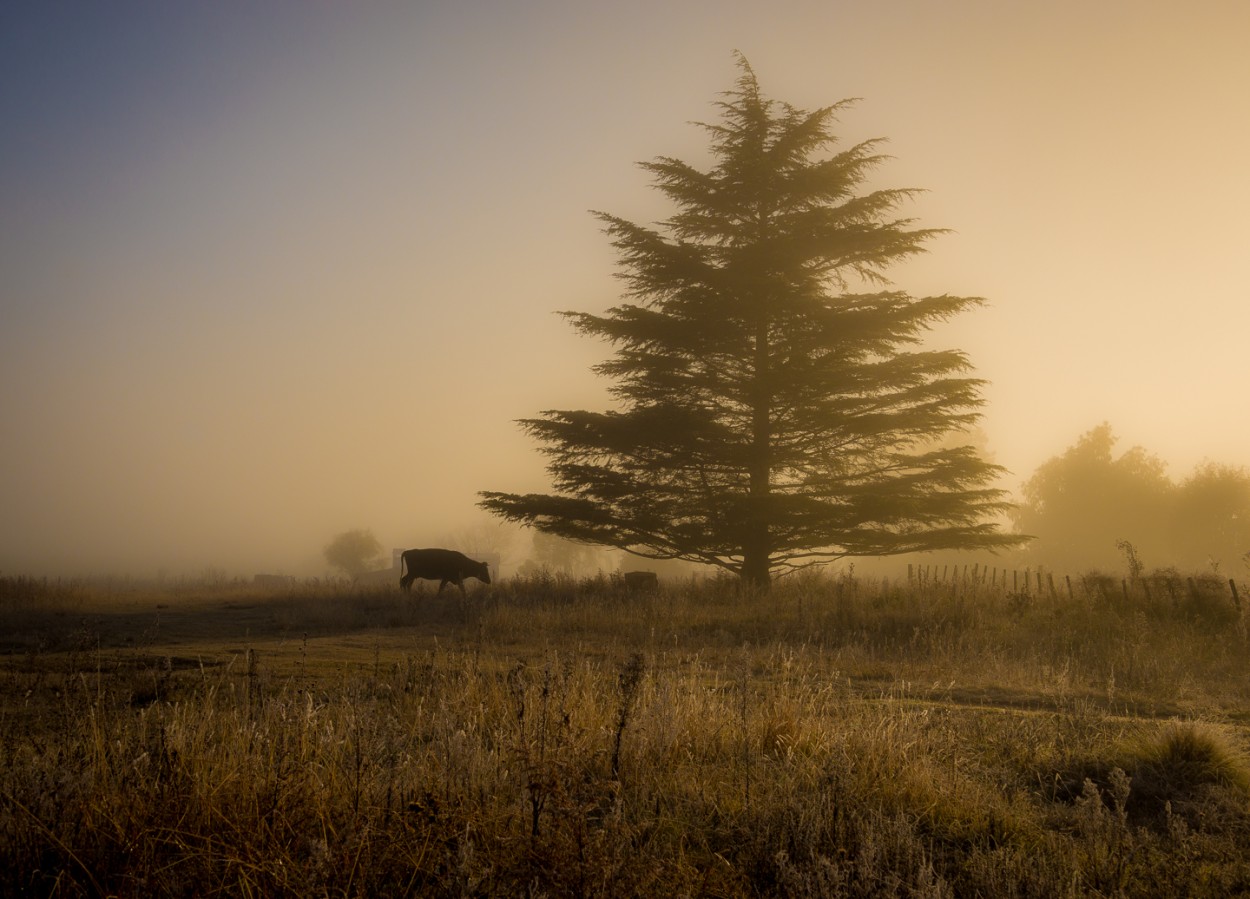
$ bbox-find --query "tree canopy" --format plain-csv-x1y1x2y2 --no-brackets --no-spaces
1015,424,1250,574
480,56,1021,587
1173,463,1250,573
323,528,384,579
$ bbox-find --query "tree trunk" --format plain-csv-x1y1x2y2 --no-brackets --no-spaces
743,314,772,590
741,545,771,589
742,449,772,589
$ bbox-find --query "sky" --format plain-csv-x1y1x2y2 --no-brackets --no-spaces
2,0,1247,577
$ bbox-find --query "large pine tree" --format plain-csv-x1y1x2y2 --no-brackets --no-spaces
481,57,1021,587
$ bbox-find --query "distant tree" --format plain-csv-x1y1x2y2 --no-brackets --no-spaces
480,56,1021,588
323,528,384,579
516,531,611,578
1013,424,1172,572
1171,463,1250,572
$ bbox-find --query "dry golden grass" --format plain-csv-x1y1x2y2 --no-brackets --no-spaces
2,570,1249,896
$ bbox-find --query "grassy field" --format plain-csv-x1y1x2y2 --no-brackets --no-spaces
2,569,1250,897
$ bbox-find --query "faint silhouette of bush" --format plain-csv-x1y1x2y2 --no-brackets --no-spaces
1179,573,1239,629
322,528,383,579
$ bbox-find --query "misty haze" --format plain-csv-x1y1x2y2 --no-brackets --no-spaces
2,2,1250,895
2,2,1248,581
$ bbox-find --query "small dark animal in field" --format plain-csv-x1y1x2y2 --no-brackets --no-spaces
621,570,659,592
399,548,492,595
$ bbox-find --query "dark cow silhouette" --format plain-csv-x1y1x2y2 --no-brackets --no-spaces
621,570,659,592
400,548,491,594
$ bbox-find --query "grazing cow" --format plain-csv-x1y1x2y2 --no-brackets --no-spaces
400,548,492,595
621,570,659,592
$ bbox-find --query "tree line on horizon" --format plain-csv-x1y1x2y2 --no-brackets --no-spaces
1012,423,1250,577
326,419,1250,584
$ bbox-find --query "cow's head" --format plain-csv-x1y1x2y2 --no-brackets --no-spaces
476,560,492,585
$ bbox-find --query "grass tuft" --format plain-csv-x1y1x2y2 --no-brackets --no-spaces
1123,720,1250,817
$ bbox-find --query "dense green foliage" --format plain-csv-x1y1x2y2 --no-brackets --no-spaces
482,58,1020,586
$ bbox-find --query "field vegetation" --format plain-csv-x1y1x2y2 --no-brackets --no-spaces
2,567,1250,896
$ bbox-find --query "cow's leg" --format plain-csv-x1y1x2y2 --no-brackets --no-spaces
438,579,448,594
456,577,467,596
400,574,413,592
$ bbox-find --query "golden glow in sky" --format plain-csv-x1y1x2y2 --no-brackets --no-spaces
1,1,1247,575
